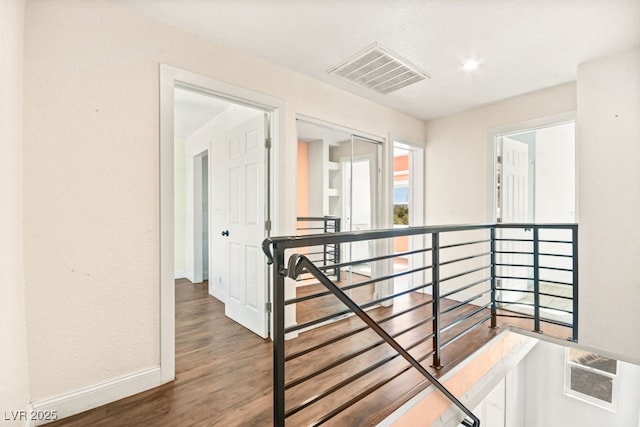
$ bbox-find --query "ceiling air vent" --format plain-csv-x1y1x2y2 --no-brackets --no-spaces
328,44,430,95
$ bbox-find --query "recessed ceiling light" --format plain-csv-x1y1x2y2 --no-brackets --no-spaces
461,60,480,71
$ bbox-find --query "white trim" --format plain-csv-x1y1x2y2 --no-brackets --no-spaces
160,64,287,382
174,271,186,279
390,137,425,293
296,114,385,143
159,65,176,383
485,111,577,223
389,135,425,226
29,367,161,426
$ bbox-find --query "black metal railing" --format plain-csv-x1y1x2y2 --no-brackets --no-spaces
296,216,341,280
494,224,579,338
263,223,578,426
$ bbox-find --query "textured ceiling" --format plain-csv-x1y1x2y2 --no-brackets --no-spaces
122,0,640,120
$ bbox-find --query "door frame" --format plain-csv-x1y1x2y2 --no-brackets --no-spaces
389,138,425,228
487,113,576,312
485,111,577,223
390,138,425,293
159,64,286,383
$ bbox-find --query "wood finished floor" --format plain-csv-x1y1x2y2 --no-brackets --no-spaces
295,272,374,326
46,279,571,426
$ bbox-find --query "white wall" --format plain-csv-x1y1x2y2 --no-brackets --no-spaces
22,0,426,405
577,48,640,363
523,341,640,427
534,123,575,223
471,378,507,427
0,0,31,422
424,82,577,225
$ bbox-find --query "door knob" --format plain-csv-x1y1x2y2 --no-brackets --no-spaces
221,230,229,237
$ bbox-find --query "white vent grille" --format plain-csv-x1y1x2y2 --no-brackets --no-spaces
328,45,429,94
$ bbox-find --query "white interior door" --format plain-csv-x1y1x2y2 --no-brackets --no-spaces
221,114,268,338
211,139,227,302
342,153,376,277
501,137,530,224
350,157,373,269
499,136,532,297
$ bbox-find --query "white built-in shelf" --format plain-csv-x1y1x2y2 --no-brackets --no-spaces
328,161,340,171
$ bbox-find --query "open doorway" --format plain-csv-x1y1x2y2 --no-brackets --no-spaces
492,117,576,223
174,85,271,339
159,64,285,383
493,118,576,323
392,141,425,294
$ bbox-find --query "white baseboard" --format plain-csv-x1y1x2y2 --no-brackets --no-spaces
29,367,162,426
174,271,186,279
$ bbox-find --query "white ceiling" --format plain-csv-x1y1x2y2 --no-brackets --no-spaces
123,0,640,121
174,87,265,139
174,87,229,139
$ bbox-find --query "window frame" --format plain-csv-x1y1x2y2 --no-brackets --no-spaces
563,347,619,412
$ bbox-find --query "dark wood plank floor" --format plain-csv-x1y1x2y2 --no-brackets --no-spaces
295,272,374,327
46,279,570,426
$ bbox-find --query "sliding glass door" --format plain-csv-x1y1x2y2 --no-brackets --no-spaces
296,120,381,285
341,136,379,278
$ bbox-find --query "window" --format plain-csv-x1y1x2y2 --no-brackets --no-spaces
394,186,409,204
564,348,618,410
393,186,409,225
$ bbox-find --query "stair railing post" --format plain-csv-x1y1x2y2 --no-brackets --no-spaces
335,218,341,281
431,232,442,369
273,243,286,427
571,225,579,342
323,217,328,268
490,226,498,328
533,226,541,333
